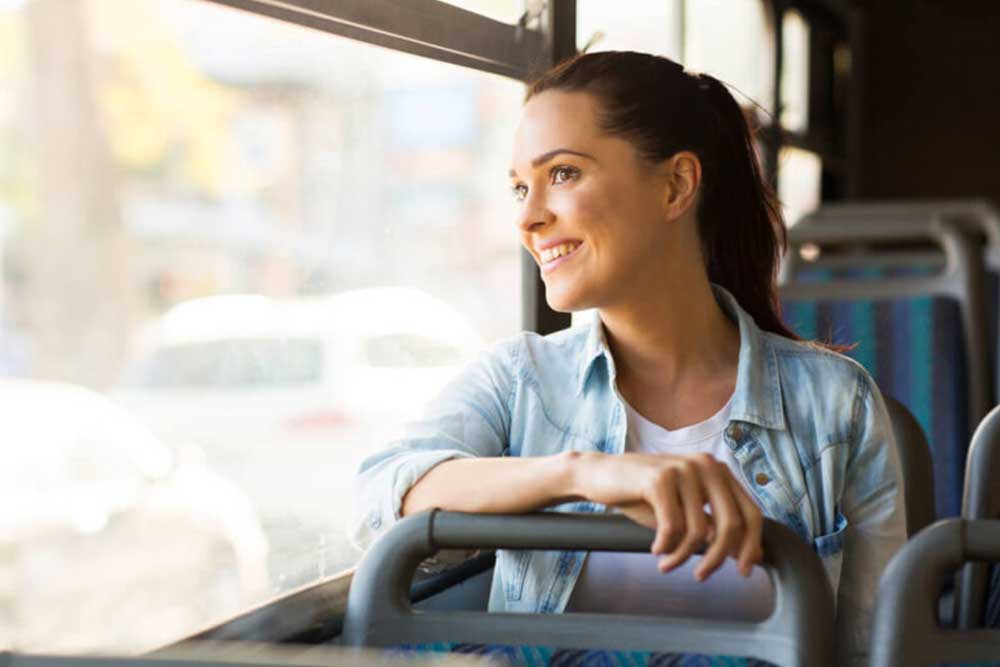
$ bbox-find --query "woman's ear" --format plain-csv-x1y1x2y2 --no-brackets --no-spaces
661,151,702,220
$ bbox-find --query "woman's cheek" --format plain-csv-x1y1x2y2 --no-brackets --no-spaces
555,189,606,232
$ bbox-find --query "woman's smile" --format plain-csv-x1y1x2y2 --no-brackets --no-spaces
539,241,584,275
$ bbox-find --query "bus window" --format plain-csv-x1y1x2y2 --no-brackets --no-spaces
0,0,521,653
576,0,683,61
778,147,822,226
437,0,523,24
781,9,810,134
684,0,775,118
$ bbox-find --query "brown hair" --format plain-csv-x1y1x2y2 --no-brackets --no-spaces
526,51,801,343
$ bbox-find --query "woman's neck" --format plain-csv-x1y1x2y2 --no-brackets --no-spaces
598,278,740,420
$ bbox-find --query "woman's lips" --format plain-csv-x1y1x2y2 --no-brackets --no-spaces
540,243,584,275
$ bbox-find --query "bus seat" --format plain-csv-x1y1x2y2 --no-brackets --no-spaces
884,394,937,536
802,199,1000,397
779,219,990,518
871,518,1000,667
342,511,836,667
957,405,1000,628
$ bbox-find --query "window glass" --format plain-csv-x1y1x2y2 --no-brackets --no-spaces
777,146,822,226
684,0,776,118
577,0,683,61
0,0,522,653
363,334,464,368
438,0,524,23
131,338,323,388
780,10,810,134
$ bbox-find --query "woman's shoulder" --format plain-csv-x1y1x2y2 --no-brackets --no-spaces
469,324,595,398
470,323,591,375
761,330,883,420
487,322,592,361
764,330,873,380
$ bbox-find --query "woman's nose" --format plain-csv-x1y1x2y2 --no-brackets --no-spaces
516,193,555,233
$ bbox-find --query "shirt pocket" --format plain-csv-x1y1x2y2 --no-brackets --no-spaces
813,511,848,597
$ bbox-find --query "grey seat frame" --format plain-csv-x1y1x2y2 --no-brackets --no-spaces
779,217,991,431
802,199,1000,270
342,511,835,667
871,518,1000,667
883,394,937,536
800,199,1000,393
957,405,1000,627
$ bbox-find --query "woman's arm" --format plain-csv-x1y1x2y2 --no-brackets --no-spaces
351,340,517,550
354,336,762,578
834,373,908,667
401,449,764,580
401,452,579,516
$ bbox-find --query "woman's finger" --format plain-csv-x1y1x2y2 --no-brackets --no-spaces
657,461,707,573
693,456,744,581
727,475,764,576
645,468,685,554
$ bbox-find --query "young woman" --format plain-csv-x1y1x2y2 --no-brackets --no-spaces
352,51,904,666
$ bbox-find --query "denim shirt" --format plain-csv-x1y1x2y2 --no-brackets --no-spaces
352,286,905,666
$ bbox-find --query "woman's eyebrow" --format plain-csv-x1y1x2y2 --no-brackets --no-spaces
508,148,596,177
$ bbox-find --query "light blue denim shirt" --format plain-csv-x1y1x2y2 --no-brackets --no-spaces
352,285,905,666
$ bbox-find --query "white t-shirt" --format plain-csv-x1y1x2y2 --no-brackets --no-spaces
565,396,775,620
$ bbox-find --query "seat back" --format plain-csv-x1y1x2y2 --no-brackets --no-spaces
780,219,989,517
958,405,1000,628
343,511,835,667
802,199,1000,398
871,518,1000,667
884,394,936,536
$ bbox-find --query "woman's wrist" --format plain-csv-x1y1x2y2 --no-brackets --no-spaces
555,450,597,502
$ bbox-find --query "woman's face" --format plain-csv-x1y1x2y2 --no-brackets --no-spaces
509,90,681,313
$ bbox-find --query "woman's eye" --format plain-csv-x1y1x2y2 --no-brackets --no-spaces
511,183,528,202
551,165,578,185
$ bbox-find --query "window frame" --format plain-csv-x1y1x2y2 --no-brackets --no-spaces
770,0,859,200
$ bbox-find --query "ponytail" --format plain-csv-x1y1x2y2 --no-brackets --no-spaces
692,73,799,341
526,52,803,342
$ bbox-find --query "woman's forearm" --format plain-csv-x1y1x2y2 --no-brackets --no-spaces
400,451,586,516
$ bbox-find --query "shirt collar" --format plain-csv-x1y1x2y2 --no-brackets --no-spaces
574,285,787,431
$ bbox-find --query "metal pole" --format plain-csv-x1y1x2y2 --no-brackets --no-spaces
521,0,575,335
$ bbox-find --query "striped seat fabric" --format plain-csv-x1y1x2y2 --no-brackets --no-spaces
782,266,971,518
392,643,778,667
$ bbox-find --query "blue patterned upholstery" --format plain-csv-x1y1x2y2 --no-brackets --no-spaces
782,266,970,518
391,643,778,667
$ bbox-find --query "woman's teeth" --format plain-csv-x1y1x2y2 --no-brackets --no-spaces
540,242,581,263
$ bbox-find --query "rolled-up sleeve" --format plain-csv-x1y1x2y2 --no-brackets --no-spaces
350,337,519,550
835,372,907,666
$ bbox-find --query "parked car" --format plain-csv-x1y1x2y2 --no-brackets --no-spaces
115,287,485,454
112,287,486,586
0,380,269,654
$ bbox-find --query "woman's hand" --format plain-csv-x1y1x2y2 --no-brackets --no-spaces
568,451,763,580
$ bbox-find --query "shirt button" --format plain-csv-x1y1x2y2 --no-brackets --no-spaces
730,425,744,441
755,472,770,486
369,513,382,529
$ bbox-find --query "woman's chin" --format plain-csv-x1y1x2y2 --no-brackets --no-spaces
544,286,589,314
